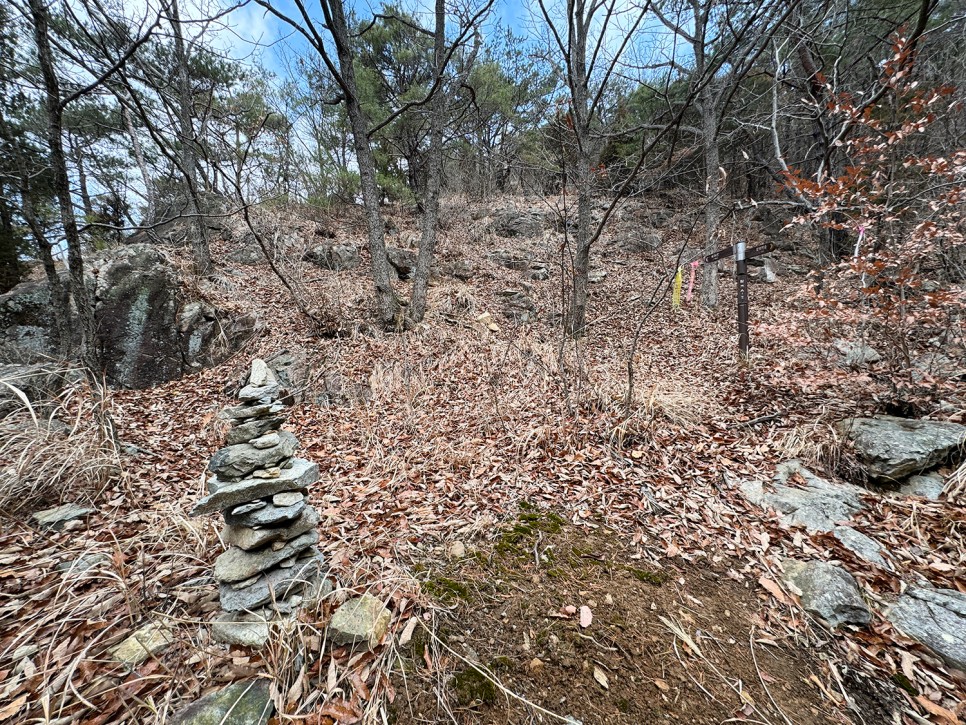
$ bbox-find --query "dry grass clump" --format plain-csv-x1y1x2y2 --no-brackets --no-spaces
0,371,121,513
605,376,718,447
776,421,843,473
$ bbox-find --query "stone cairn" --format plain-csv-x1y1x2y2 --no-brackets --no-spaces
190,359,327,646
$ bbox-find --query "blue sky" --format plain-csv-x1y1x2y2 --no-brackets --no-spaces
221,0,672,80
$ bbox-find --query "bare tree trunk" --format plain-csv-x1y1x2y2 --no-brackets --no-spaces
700,79,721,308
565,0,592,337
568,157,593,336
28,0,98,371
170,0,212,276
121,99,155,223
327,0,400,327
409,0,446,324
70,136,94,219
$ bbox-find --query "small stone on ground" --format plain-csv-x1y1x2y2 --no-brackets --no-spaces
328,593,391,649
110,622,172,666
171,679,274,725
31,503,94,530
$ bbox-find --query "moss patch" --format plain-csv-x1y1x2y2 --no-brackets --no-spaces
495,506,566,558
626,567,668,585
451,667,498,706
423,576,472,603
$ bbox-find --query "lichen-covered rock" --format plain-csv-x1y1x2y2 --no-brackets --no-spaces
783,560,870,628
0,245,256,388
838,416,966,482
171,679,274,725
833,339,881,366
328,594,391,650
304,243,360,271
386,247,418,280
210,612,271,647
110,622,172,666
487,209,547,238
888,588,966,671
0,279,65,354
832,527,889,568
900,473,945,500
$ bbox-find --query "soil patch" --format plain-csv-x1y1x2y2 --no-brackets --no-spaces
392,507,849,724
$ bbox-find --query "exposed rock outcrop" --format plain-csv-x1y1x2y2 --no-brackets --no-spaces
740,460,865,533
487,209,547,238
0,244,256,388
782,560,870,628
888,588,966,670
838,416,966,482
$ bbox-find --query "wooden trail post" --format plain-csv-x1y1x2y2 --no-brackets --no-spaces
702,240,774,356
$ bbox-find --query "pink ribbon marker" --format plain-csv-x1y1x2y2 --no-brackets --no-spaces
686,260,700,303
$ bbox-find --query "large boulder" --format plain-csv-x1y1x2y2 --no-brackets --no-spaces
386,247,418,280
303,243,360,271
0,279,67,354
888,588,966,671
487,209,547,238
0,245,256,388
838,416,966,482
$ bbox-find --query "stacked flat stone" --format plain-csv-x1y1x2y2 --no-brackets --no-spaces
190,359,324,642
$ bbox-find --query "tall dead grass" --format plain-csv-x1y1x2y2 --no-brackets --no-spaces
0,370,121,513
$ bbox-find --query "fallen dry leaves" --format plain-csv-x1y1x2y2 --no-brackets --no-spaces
1,197,963,723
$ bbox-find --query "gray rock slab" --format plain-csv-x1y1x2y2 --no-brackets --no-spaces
838,416,966,482
225,497,306,527
783,560,870,628
214,530,319,583
900,473,945,500
223,507,320,551
225,416,285,446
888,587,966,671
740,460,864,533
221,401,285,422
55,552,111,574
832,527,889,568
250,432,280,449
272,492,303,507
833,339,881,366
219,551,326,612
208,430,298,480
171,679,274,725
190,458,317,516
210,612,271,647
238,380,280,404
31,503,94,530
328,593,391,650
